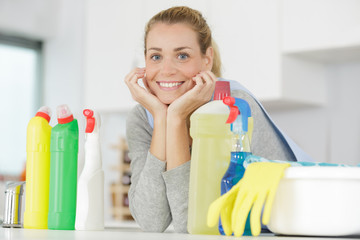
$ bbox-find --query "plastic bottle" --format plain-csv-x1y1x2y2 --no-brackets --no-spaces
187,81,232,235
24,106,52,229
75,109,104,230
219,96,253,235
48,104,79,230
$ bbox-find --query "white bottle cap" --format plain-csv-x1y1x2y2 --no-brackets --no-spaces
35,106,52,122
57,104,74,124
37,106,52,117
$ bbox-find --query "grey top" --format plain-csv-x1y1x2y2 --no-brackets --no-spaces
126,89,296,233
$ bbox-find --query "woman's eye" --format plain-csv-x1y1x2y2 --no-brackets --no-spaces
151,55,161,61
178,53,189,60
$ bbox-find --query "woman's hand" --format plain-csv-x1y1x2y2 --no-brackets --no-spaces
124,67,167,117
167,71,217,120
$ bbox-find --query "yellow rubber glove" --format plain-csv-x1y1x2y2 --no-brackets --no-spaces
231,162,290,237
207,183,241,235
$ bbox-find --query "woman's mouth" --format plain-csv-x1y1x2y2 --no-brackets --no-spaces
157,81,184,90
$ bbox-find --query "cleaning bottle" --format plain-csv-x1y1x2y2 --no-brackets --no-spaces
24,106,52,229
48,104,79,230
75,109,104,230
219,96,253,235
187,81,233,235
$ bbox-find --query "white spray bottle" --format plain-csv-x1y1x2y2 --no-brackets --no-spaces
75,109,104,230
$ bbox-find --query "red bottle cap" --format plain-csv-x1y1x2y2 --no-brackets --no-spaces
213,81,230,100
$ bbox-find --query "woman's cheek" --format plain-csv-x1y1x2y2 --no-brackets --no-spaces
144,68,156,82
183,63,203,79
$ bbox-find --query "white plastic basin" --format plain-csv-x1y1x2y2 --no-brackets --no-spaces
267,166,360,236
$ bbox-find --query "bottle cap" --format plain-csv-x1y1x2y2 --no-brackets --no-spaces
213,81,230,100
35,106,51,123
83,109,95,133
57,104,74,124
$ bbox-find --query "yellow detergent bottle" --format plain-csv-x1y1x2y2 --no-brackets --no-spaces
24,106,52,229
187,81,233,235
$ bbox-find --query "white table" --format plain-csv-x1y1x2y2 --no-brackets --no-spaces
1,226,358,240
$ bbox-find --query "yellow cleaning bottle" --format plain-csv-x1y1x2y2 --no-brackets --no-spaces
24,106,52,229
187,81,233,235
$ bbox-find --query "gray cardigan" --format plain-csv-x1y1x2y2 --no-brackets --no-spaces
126,87,296,233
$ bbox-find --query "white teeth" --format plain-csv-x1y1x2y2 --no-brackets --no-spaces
159,82,182,88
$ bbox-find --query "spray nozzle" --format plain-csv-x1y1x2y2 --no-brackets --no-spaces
223,97,238,124
223,96,251,132
223,96,254,151
83,109,95,133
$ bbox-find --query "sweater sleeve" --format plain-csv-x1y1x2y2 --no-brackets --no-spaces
162,161,191,233
126,105,172,232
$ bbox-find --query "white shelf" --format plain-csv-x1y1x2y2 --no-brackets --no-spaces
281,0,360,63
283,45,360,64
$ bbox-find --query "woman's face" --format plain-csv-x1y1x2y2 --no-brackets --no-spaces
144,23,213,104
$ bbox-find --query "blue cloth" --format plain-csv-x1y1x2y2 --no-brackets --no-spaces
244,155,359,168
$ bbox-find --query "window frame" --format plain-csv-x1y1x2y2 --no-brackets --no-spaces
0,33,43,175
0,33,43,113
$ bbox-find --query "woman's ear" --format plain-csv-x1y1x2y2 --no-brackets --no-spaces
204,47,214,71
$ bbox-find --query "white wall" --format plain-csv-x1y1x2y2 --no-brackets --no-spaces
327,61,360,164
282,0,360,52
42,0,86,173
0,0,59,40
270,60,360,165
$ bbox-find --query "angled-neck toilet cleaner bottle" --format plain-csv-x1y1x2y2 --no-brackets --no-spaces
75,109,104,230
48,104,79,230
24,106,52,229
187,81,233,235
219,96,253,235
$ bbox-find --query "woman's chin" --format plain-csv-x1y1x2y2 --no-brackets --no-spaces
160,98,174,105
158,95,177,105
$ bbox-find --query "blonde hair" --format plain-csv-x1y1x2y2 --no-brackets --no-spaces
144,6,222,77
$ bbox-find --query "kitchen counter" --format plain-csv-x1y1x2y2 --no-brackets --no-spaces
1,226,359,240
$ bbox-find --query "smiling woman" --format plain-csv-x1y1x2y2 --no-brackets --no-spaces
124,6,218,233
0,35,42,176
123,5,306,235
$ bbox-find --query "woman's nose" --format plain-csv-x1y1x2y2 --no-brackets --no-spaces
160,59,177,76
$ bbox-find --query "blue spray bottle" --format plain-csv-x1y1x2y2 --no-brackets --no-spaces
218,96,253,235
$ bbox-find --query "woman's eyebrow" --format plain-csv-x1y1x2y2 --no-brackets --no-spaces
174,47,192,51
147,46,192,52
148,47,162,52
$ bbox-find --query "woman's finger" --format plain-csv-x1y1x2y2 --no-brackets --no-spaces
124,68,150,101
198,71,216,91
126,72,137,86
204,70,218,82
192,74,204,89
135,67,146,74
125,68,145,82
